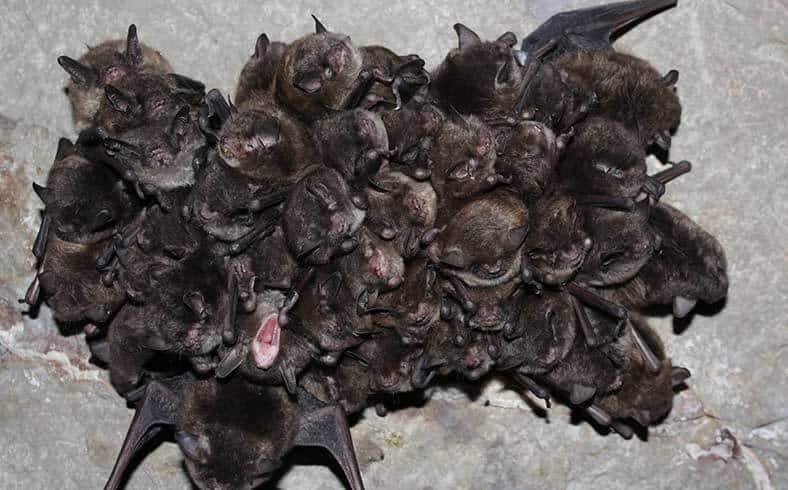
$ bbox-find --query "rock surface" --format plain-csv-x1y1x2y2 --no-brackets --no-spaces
0,0,785,488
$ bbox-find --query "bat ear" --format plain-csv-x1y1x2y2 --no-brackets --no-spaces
453,23,481,49
104,85,138,114
205,89,233,125
124,24,142,66
32,183,51,205
57,56,98,86
254,33,270,58
312,14,328,34
508,225,529,248
294,405,366,490
55,137,76,161
319,272,343,298
258,117,281,148
167,106,191,150
496,31,517,47
175,430,211,464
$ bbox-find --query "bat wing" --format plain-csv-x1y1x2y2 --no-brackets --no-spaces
522,0,677,55
104,376,186,490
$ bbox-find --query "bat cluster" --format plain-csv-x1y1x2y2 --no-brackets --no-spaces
25,1,728,489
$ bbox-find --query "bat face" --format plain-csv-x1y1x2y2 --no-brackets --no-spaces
218,107,319,180
59,25,173,129
283,167,365,264
523,190,592,286
338,227,405,293
276,31,364,120
429,114,501,213
365,168,437,257
189,152,284,242
315,108,390,185
578,200,658,287
178,378,298,490
432,25,526,117
96,72,196,135
100,105,203,192
496,120,564,200
374,258,441,344
216,289,313,387
380,100,444,180
38,235,126,324
560,117,647,198
498,291,576,372
292,271,367,357
429,190,528,281
39,145,140,244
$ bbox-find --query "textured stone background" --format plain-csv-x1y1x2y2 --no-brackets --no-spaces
0,0,786,488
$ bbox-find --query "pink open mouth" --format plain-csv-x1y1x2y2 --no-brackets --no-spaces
251,313,281,369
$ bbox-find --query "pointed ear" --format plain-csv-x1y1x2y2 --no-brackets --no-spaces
453,23,481,49
319,272,343,298
254,33,270,58
57,56,97,86
258,117,281,148
168,106,191,145
312,14,328,33
508,225,529,248
55,137,75,161
125,24,142,66
205,89,232,125
104,85,137,114
175,431,211,464
32,183,51,204
496,31,517,47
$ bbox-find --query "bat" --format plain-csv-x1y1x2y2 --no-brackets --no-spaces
58,24,173,129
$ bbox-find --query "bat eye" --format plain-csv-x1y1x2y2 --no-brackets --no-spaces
448,162,471,180
323,66,334,79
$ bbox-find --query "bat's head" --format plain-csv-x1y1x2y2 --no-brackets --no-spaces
498,291,576,372
276,20,363,119
40,141,139,244
432,24,529,115
190,153,282,242
429,190,529,282
316,109,389,181
283,167,365,264
431,114,500,201
560,117,647,198
496,120,564,199
339,228,405,291
218,109,281,168
579,201,658,287
294,271,366,355
178,379,297,490
523,190,592,286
